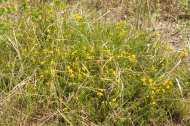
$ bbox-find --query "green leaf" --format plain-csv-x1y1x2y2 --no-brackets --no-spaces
0,28,7,35
59,4,67,8
25,0,28,7
34,14,39,19
4,25,9,30
6,7,12,14
50,19,55,23
0,7,5,16
11,4,16,12
0,24,5,27
0,0,7,2
24,10,29,15
23,3,28,10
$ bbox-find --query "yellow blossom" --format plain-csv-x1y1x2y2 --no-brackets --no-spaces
149,79,153,83
86,73,90,77
166,85,170,89
45,70,49,74
184,49,188,55
97,92,103,96
180,52,185,57
98,88,103,92
78,74,82,80
162,89,165,93
66,66,70,69
152,102,156,105
131,55,135,58
41,61,45,65
51,60,54,65
46,82,50,86
43,49,48,55
69,69,73,73
82,67,85,71
152,67,155,71
112,98,116,103
155,32,159,37
47,35,51,38
73,97,78,100
70,74,75,78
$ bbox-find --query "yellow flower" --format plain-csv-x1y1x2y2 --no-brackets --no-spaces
112,98,116,103
149,78,153,83
83,46,87,51
66,66,70,69
90,47,94,53
64,108,68,111
141,78,146,82
131,55,135,59
155,32,159,37
31,22,34,26
97,92,103,96
152,67,155,71
43,49,48,55
73,97,78,100
109,102,112,105
166,85,170,89
52,69,56,73
40,61,45,65
78,74,82,80
69,69,73,73
162,89,165,93
123,20,126,25
86,73,90,77
31,58,35,62
82,67,85,71
152,102,156,105
70,74,75,78
51,60,54,65
116,79,120,83
98,88,103,92
47,29,50,33
180,52,185,57
47,35,51,38
184,49,188,55
46,82,49,86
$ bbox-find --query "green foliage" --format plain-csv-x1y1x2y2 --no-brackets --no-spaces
0,0,190,125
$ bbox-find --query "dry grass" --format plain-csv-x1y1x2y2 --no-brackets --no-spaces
1,0,190,125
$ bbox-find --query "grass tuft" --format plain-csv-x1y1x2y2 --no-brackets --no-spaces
0,0,190,125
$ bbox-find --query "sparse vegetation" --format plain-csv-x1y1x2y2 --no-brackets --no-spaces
1,0,190,125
